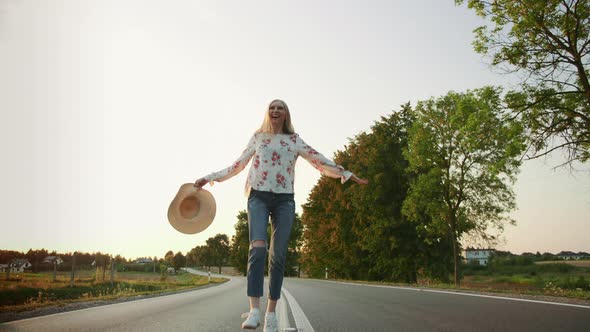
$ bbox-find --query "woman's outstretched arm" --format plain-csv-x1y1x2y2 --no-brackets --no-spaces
194,134,257,188
296,134,368,185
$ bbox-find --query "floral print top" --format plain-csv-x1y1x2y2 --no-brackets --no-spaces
204,133,353,195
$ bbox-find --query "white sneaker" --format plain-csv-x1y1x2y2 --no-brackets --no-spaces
241,308,261,330
263,312,278,332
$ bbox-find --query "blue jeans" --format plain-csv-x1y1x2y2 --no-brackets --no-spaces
247,189,295,300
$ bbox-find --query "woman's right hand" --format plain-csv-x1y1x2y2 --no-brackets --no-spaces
194,178,208,188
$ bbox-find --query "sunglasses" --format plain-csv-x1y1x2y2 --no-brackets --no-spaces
269,105,285,111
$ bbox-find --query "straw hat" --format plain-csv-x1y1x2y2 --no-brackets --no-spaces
168,183,216,234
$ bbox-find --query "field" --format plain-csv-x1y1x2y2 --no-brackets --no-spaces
0,269,225,313
536,260,590,268
458,260,590,300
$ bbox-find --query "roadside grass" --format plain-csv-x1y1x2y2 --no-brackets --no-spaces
0,270,226,313
328,261,590,301
458,261,590,300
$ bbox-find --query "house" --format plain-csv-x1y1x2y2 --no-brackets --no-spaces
464,248,495,266
557,251,583,260
43,256,64,265
0,264,9,272
9,259,32,272
134,258,153,264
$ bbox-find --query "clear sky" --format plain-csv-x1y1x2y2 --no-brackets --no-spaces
1,0,588,260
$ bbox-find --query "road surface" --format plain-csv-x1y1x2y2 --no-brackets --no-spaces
2,270,589,331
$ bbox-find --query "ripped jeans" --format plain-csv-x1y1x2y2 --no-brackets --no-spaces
247,189,295,300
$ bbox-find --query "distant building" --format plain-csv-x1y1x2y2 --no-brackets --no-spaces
557,251,585,260
43,256,64,265
134,258,153,264
8,259,32,272
464,248,495,266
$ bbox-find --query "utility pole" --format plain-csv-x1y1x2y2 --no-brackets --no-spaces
110,255,115,287
52,259,57,282
70,253,76,287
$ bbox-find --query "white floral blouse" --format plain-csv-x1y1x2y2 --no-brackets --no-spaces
204,132,353,195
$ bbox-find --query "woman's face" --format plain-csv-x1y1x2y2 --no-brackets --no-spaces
269,100,287,130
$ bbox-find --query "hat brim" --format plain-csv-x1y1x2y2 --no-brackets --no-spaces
168,184,216,234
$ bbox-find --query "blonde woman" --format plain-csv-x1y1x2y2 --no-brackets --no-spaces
194,99,367,331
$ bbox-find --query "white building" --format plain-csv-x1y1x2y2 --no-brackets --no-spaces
8,259,32,272
465,248,495,266
43,256,64,265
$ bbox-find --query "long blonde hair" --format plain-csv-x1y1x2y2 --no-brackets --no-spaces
255,99,295,134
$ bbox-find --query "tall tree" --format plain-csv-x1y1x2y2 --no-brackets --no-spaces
456,0,590,165
301,106,443,282
206,234,230,274
164,250,174,267
230,211,249,275
25,248,48,273
285,213,304,277
403,87,525,286
172,252,186,272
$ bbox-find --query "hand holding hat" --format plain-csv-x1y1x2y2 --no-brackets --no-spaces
168,182,216,234
194,178,208,188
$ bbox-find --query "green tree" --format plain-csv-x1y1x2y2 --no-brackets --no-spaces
206,234,230,274
285,213,304,277
230,211,249,275
456,0,590,165
301,106,441,282
164,250,174,267
403,87,525,286
172,252,186,272
25,248,48,273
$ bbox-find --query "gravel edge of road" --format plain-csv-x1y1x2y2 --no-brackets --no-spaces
0,279,230,324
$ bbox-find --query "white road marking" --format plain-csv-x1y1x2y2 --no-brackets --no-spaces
282,287,315,332
321,280,590,309
277,293,290,331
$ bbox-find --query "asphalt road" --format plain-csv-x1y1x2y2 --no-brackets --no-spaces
282,278,590,331
1,271,589,331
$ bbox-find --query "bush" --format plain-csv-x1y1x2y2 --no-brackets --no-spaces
557,276,590,291
537,263,575,273
122,263,156,273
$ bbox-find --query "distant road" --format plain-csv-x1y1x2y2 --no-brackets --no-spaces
2,272,589,331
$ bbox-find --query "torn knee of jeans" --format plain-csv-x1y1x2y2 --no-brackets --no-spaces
250,240,266,249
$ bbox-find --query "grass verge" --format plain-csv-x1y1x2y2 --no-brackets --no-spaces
0,270,226,313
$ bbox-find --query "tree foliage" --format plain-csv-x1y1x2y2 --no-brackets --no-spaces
403,86,525,286
456,0,590,165
230,210,250,275
301,105,454,282
172,251,186,272
205,234,230,274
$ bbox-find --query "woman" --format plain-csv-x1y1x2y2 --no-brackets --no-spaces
194,99,367,331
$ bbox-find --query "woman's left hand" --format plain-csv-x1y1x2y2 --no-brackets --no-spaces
351,174,369,185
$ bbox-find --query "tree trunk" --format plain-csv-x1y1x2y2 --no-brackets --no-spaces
450,214,460,287
452,234,459,287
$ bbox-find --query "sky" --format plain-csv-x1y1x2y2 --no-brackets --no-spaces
1,0,588,260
